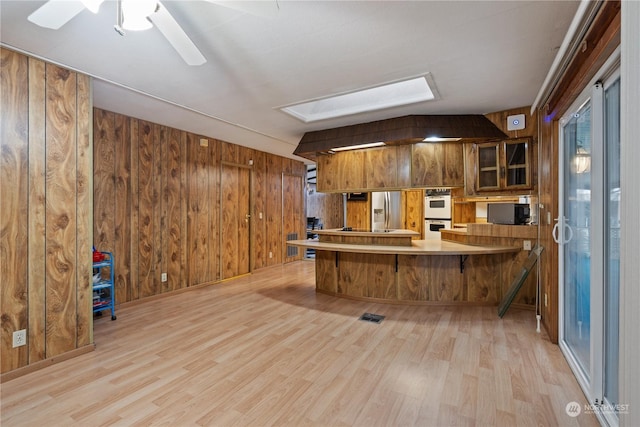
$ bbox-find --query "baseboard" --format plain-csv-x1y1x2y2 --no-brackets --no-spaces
1,343,96,383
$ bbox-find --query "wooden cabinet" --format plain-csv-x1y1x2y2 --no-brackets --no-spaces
470,138,532,193
363,145,411,189
317,145,411,192
317,143,463,193
316,150,365,192
411,142,464,188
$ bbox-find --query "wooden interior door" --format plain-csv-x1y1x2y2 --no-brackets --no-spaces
221,164,251,279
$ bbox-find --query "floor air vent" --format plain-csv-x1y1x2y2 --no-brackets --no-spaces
359,313,385,324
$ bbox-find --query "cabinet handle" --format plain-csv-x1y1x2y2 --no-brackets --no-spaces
500,166,505,178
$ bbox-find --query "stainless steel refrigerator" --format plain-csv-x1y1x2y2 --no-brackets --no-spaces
371,191,402,231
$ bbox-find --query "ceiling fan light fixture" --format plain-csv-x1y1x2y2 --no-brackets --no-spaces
122,0,157,31
80,0,105,14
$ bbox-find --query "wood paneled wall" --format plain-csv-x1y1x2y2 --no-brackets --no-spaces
306,184,343,230
538,114,559,343
346,200,370,230
1,49,92,374
93,108,305,305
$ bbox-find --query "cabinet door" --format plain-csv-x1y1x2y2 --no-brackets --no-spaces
364,146,397,188
476,142,500,190
474,139,531,192
412,143,464,187
504,139,530,189
316,151,365,192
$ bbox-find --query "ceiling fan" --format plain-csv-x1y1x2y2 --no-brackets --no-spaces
27,0,279,66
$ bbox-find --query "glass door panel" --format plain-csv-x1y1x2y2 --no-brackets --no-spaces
505,140,528,187
559,58,620,424
562,101,592,379
604,78,620,409
477,143,499,189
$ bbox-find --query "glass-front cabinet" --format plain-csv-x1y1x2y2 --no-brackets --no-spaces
477,142,500,190
475,138,531,191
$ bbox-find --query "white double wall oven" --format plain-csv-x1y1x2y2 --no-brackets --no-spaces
424,189,451,239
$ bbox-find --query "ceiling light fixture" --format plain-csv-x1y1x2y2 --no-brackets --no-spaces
573,146,591,174
329,142,385,153
281,74,439,123
80,0,105,14
121,0,157,31
423,137,462,142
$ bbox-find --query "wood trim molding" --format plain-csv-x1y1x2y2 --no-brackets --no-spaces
0,344,95,383
315,289,497,306
546,0,621,118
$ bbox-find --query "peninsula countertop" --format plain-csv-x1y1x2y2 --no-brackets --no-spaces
314,228,421,238
287,238,519,255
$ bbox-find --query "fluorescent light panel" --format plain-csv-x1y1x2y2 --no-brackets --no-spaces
282,75,436,123
330,142,385,152
423,137,462,142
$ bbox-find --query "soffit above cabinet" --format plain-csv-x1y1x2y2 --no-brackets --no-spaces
294,114,508,161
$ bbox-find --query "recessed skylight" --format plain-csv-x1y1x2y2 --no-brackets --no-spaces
280,74,438,123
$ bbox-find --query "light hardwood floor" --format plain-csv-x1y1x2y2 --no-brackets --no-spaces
1,261,598,426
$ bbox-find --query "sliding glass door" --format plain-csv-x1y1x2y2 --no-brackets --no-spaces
603,77,620,417
560,99,592,379
557,58,620,426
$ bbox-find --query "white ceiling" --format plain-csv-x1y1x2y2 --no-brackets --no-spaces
0,0,579,163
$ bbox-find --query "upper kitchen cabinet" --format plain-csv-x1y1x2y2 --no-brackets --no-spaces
411,142,464,188
466,138,535,195
317,145,411,192
364,145,412,189
316,149,365,192
317,143,463,193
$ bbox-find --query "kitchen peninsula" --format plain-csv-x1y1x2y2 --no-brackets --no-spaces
288,228,522,305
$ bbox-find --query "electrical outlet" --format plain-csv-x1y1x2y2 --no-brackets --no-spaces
269,251,273,259
161,273,167,282
545,293,548,307
523,240,532,250
13,329,26,348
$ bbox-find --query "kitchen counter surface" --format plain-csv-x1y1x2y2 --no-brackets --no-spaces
441,223,537,243
314,228,420,247
315,228,420,237
288,238,519,255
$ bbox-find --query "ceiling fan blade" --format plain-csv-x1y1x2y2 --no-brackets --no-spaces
27,0,86,30
148,3,206,66
205,0,280,18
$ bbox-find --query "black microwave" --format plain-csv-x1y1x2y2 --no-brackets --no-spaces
487,203,530,225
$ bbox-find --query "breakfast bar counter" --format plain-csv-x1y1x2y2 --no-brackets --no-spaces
288,229,524,305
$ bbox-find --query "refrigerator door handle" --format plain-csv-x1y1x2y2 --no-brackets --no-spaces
384,192,389,229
